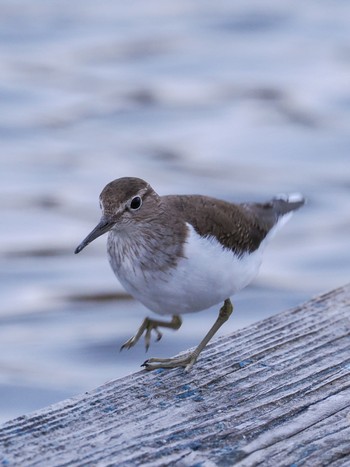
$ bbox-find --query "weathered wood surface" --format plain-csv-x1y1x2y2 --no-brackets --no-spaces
1,285,350,466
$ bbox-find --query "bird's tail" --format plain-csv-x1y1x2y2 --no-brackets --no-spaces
272,193,305,217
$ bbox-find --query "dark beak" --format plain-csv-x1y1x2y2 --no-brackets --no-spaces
74,216,115,254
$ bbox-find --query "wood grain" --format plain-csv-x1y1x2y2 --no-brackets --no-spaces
1,284,350,466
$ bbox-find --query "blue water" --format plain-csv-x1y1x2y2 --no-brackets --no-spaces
1,0,350,423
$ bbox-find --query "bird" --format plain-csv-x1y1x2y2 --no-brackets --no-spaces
75,177,304,371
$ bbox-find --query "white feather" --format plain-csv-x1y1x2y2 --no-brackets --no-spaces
109,224,280,316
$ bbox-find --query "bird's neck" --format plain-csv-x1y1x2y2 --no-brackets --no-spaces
107,218,187,273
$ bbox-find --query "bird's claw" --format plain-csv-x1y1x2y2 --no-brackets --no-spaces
120,337,137,351
121,324,163,352
141,353,198,372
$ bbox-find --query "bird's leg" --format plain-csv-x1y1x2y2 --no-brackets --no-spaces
120,315,182,352
142,298,233,372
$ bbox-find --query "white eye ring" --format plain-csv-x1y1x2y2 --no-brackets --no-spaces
129,196,142,210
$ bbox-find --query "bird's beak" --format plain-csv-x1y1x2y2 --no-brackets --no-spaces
74,216,115,254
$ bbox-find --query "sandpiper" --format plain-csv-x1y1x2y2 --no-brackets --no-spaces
75,177,304,371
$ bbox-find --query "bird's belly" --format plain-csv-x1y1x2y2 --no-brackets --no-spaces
108,225,265,316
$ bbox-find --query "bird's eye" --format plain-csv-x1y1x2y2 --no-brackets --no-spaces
130,196,142,210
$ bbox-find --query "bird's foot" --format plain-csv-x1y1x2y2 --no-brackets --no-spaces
121,320,162,352
142,352,198,372
141,299,234,372
120,315,182,352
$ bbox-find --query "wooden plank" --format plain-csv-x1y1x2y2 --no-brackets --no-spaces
1,284,350,466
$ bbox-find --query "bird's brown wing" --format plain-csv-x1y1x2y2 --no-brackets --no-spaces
165,194,304,257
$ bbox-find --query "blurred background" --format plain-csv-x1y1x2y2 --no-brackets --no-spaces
1,0,349,423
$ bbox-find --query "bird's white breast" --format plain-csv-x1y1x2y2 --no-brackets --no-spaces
108,224,271,316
